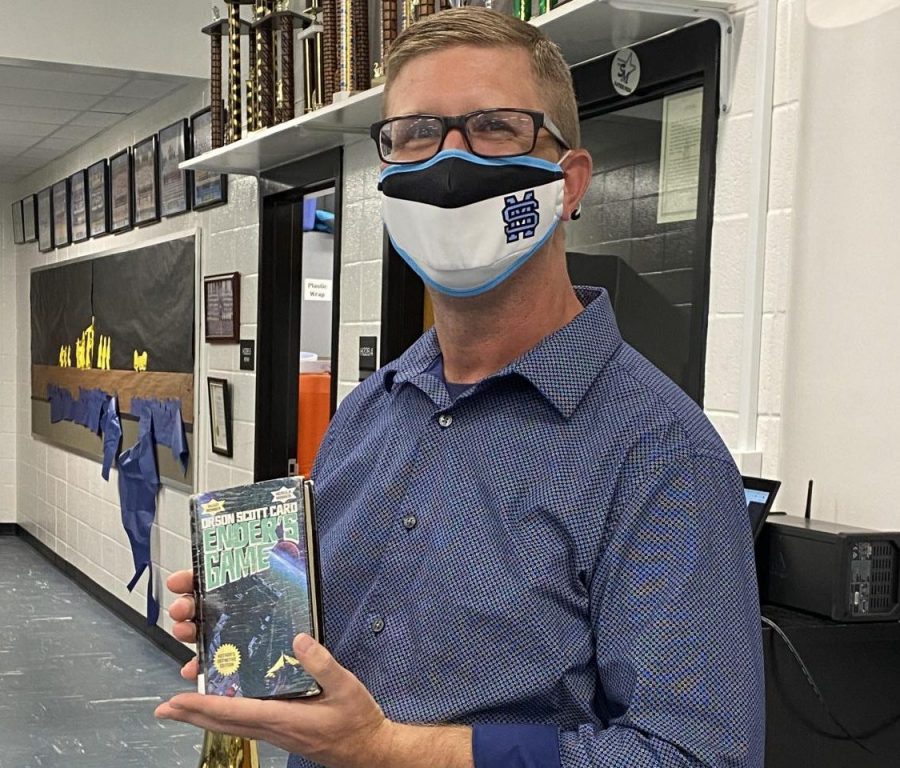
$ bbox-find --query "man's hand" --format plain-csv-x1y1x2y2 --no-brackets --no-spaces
156,571,473,768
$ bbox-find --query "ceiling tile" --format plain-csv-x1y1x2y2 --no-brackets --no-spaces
0,134,43,151
90,94,152,114
0,104,78,123
114,78,181,100
51,123,104,142
32,135,82,152
0,85,103,110
0,118,57,138
69,111,122,129
0,65,127,95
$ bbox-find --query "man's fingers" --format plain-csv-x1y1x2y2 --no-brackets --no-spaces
180,657,199,680
156,692,275,737
172,621,197,643
293,634,348,692
168,595,196,622
166,569,194,595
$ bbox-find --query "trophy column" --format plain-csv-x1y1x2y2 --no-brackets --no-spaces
202,8,228,149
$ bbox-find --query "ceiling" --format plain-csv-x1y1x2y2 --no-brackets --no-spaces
0,58,201,184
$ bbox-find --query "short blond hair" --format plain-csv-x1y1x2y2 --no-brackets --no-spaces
384,7,580,149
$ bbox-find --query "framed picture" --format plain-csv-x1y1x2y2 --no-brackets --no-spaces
37,187,53,252
109,149,133,233
22,195,37,243
159,119,191,217
10,200,24,244
88,159,110,237
52,179,70,248
190,107,228,210
207,377,233,457
204,271,240,342
133,134,159,225
69,169,89,243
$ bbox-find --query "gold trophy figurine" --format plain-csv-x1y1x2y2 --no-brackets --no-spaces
196,730,260,768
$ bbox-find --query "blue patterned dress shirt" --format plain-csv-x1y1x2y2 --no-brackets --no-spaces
288,288,764,768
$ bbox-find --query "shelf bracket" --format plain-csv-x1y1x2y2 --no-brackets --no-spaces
608,0,736,113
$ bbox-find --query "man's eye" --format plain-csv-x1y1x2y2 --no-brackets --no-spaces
398,121,441,144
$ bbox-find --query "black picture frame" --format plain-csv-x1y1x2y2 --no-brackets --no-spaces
207,376,233,457
159,118,191,217
69,169,89,243
88,159,110,237
109,149,133,233
133,134,160,226
204,271,241,342
10,200,24,244
190,107,228,210
51,179,70,248
22,195,37,243
37,187,53,252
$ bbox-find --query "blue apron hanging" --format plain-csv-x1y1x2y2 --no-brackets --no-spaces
116,406,161,625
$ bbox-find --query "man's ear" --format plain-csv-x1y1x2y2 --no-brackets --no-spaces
561,148,592,221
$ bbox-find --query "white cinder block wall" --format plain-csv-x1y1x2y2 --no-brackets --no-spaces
1,1,812,639
3,82,260,639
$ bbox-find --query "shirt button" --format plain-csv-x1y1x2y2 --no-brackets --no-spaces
402,514,418,530
438,413,453,428
371,617,385,634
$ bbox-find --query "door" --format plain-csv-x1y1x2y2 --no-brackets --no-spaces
255,149,342,481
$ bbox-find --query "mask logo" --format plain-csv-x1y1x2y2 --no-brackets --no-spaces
502,190,540,243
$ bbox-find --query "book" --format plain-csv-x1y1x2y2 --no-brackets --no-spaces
190,476,324,699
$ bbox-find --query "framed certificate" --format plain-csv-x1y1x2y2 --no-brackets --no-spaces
52,179,71,248
11,200,24,244
37,187,53,252
207,377,233,457
109,149,133,233
190,107,228,210
69,169,89,243
22,195,37,243
159,119,191,217
204,271,240,342
133,134,160,225
87,159,109,238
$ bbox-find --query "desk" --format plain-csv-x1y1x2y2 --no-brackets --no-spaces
762,605,900,767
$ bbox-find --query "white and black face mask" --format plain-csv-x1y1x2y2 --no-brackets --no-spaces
378,149,567,297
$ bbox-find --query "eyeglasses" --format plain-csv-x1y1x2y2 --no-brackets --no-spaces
369,108,570,165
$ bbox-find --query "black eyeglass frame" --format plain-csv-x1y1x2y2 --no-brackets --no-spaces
369,108,570,164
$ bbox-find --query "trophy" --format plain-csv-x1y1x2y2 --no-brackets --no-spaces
222,1,254,143
202,7,228,148
269,1,313,122
250,1,276,131
332,0,370,99
196,730,259,768
300,5,326,111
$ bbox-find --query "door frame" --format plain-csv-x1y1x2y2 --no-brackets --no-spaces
254,148,343,481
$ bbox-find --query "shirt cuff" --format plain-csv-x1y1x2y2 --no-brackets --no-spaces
472,723,561,768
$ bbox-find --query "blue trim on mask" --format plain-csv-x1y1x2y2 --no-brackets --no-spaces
379,149,563,183
388,213,561,298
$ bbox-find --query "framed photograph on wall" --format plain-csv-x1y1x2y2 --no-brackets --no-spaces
10,200,24,244
133,134,159,225
22,195,37,243
190,107,228,210
37,187,53,252
109,149,133,233
51,179,70,248
159,119,190,217
207,377,233,457
204,271,240,342
88,159,110,237
69,169,89,243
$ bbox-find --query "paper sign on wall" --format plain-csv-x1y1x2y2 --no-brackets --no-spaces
304,278,333,302
657,88,704,224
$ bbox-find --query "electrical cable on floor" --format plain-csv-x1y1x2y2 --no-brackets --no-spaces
761,614,874,754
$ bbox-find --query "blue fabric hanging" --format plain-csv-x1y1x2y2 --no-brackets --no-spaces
116,407,161,626
130,397,189,474
100,396,122,482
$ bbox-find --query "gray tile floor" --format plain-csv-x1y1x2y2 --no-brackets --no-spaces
0,536,288,768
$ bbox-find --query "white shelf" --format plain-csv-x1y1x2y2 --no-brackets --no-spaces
182,0,733,177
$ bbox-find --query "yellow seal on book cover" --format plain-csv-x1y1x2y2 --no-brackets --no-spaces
213,643,242,675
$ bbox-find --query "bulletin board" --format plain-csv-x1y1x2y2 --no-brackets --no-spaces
30,235,196,488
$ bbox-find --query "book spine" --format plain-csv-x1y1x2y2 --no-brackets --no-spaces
303,479,326,646
189,497,209,690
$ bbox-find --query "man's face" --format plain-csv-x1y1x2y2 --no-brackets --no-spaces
385,45,563,163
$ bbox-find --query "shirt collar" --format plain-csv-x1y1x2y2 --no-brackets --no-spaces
384,287,623,419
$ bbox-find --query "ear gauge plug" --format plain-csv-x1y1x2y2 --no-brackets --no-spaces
570,205,582,221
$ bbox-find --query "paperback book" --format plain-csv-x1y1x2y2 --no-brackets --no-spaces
190,476,323,699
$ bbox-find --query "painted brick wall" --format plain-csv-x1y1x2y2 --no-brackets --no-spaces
4,82,260,639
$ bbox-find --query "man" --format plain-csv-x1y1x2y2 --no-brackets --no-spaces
158,8,764,767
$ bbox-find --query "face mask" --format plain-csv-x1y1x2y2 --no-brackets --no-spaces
378,149,567,297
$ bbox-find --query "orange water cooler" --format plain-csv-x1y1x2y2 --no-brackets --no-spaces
296,358,331,478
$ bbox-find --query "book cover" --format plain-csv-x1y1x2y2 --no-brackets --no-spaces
190,476,323,699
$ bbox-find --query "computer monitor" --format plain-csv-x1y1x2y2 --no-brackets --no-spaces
743,476,781,541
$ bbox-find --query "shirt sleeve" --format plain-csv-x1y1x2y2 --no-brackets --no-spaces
474,436,765,768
